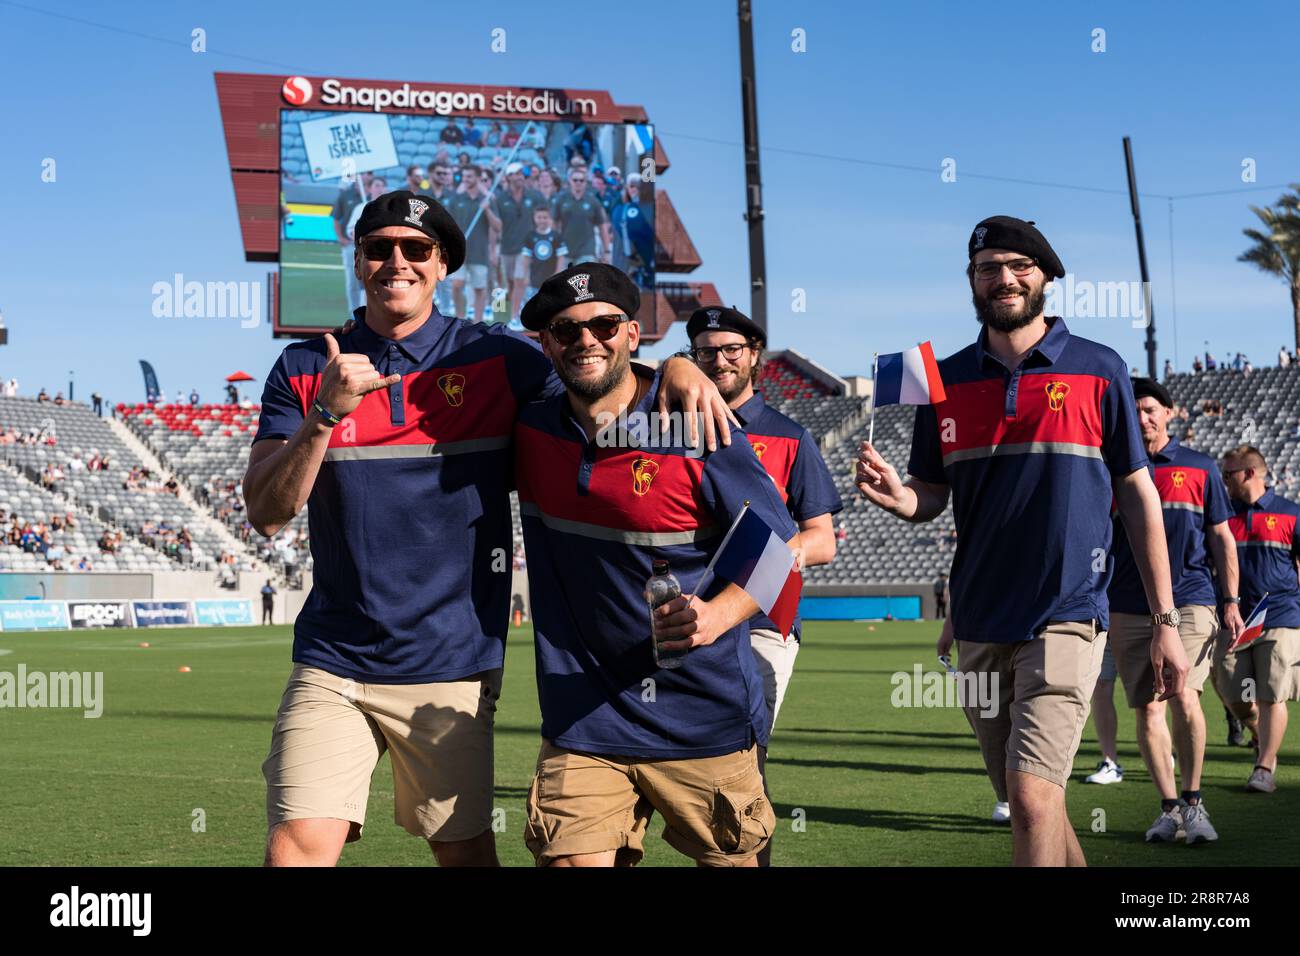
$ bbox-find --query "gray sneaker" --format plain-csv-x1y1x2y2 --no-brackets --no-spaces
1145,806,1183,843
1247,766,1277,793
1182,803,1218,845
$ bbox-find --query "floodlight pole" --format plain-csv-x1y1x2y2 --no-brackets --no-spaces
738,0,768,335
1123,136,1157,379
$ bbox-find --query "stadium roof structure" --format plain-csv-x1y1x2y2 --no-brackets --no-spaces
214,71,720,343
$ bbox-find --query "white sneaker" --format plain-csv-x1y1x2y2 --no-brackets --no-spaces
1182,803,1218,845
991,801,1010,823
1145,806,1183,843
1085,758,1124,784
1247,767,1277,793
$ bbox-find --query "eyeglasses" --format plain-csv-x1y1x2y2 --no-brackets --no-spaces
690,343,753,363
544,314,628,346
972,257,1039,279
358,236,439,262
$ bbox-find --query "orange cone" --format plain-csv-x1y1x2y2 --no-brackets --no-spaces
512,608,523,627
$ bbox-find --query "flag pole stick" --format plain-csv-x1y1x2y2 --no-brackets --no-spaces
868,351,879,445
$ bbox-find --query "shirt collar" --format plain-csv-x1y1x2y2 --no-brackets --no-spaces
974,316,1071,372
561,367,665,448
348,305,453,365
1151,435,1180,462
733,390,767,428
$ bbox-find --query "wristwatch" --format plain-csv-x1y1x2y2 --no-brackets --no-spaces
1224,596,1242,605
1151,608,1182,628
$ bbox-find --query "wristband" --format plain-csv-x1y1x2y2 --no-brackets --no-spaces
312,400,343,427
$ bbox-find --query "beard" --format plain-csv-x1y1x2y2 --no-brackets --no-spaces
711,363,754,403
972,283,1046,333
555,341,631,401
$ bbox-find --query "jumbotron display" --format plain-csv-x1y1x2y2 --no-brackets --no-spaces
278,109,655,331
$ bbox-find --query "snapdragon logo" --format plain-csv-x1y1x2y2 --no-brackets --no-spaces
151,274,261,328
0,665,103,718
50,886,151,936
1044,274,1152,328
594,409,710,459
890,664,998,717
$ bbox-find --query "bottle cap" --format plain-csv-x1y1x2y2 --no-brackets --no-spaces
651,559,670,575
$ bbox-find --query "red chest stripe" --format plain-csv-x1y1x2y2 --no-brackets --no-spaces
1155,464,1206,511
516,423,712,534
936,372,1106,465
289,355,516,454
747,433,798,504
1230,512,1297,546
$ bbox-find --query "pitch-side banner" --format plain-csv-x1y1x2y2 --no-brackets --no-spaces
299,112,398,181
193,599,255,627
0,601,70,631
68,600,133,628
132,601,196,628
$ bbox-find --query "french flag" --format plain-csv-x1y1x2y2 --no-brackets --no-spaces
1229,594,1269,651
874,342,946,406
711,506,802,639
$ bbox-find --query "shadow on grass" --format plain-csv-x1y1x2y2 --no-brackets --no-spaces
772,801,1008,834
783,727,973,740
768,755,989,777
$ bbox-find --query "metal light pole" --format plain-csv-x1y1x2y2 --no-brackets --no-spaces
1122,137,1157,379
738,0,768,335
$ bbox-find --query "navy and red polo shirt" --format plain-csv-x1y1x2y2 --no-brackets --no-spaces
1228,489,1300,628
907,318,1148,644
1108,436,1232,614
253,307,559,683
734,390,843,639
515,373,798,759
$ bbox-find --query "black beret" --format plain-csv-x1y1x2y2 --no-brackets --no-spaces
521,263,641,332
968,215,1064,279
686,305,766,346
1131,377,1173,409
353,189,466,274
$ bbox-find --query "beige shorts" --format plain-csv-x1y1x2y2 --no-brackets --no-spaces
957,620,1106,789
262,664,501,843
524,740,773,867
1213,626,1300,704
750,627,800,738
449,263,489,290
501,253,524,282
1108,605,1217,707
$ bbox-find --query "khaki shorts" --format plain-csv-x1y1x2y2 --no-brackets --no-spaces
1213,626,1300,704
1108,605,1217,707
957,621,1106,789
449,263,488,291
262,664,501,843
524,740,773,867
750,627,799,738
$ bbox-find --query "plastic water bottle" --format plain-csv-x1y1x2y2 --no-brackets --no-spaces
645,559,686,669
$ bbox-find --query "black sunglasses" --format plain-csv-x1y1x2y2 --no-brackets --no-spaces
358,236,439,263
545,314,628,346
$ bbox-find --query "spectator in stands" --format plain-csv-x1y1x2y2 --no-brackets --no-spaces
40,462,63,492
1206,352,1218,371
37,388,49,403
53,391,65,406
934,572,949,619
4,378,16,397
501,124,520,148
835,521,848,542
46,541,65,566
0,428,13,445
261,579,277,625
98,529,117,554
189,388,200,405
439,119,464,144
87,450,102,471
76,555,92,571
1244,358,1254,376
1192,356,1204,373
225,382,238,404
165,477,180,496
1280,346,1292,368
1163,359,1174,379
92,391,103,415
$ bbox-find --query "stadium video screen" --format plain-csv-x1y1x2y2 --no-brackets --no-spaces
278,109,656,332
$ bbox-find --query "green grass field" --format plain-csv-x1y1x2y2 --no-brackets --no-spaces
280,239,349,330
1,621,1294,866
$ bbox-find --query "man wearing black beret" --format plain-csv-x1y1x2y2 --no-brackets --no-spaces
686,304,843,866
244,194,733,868
516,264,797,867
857,215,1189,866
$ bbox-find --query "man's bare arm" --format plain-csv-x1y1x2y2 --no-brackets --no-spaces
856,441,949,522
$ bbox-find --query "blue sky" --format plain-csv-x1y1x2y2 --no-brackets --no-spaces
1,0,1297,405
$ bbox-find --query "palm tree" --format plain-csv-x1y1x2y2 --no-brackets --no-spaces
1239,183,1300,351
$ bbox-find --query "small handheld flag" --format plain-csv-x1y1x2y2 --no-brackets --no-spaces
1228,594,1269,651
869,342,946,444
707,502,803,639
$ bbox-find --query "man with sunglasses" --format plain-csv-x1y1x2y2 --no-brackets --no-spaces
516,264,797,867
1213,445,1300,793
856,216,1187,866
245,192,733,867
553,166,611,265
1102,377,1242,844
686,304,842,866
